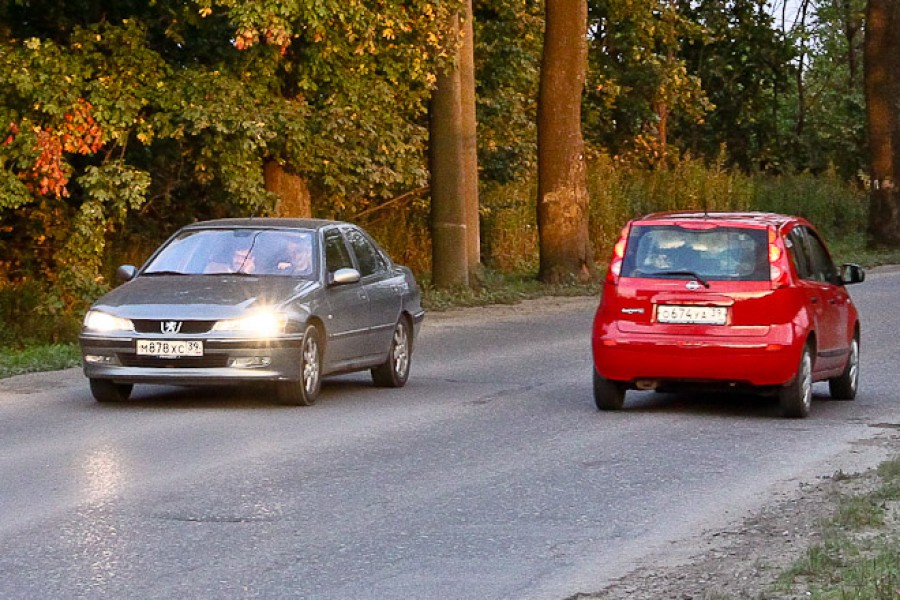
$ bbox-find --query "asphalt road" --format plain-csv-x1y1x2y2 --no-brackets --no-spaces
1,269,899,599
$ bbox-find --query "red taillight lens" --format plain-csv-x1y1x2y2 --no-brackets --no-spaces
606,226,629,283
768,227,790,288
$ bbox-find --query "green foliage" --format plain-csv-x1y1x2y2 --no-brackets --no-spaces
787,0,867,179
585,0,713,162
0,280,81,346
750,170,868,242
473,0,543,184
674,0,796,171
0,0,460,315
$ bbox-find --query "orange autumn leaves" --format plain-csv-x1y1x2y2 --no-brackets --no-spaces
3,99,104,198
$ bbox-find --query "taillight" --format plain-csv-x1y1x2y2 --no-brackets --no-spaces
768,227,790,288
606,226,630,283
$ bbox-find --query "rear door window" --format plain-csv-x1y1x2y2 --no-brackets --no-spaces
621,224,769,281
787,226,838,284
344,227,388,278
786,228,814,279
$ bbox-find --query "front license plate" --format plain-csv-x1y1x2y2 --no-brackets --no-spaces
136,339,204,357
657,305,727,325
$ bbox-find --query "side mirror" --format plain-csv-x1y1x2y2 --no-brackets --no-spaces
116,265,137,282
329,268,361,286
840,263,865,285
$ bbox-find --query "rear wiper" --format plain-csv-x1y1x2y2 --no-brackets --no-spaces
648,270,710,288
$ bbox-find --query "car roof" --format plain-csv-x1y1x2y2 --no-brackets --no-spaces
180,217,349,232
634,211,807,229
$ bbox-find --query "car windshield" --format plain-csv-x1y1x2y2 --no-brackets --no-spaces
142,228,318,278
621,224,770,282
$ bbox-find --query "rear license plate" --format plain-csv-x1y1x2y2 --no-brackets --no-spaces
657,305,727,325
136,339,204,357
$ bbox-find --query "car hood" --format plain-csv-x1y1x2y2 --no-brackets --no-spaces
90,276,318,320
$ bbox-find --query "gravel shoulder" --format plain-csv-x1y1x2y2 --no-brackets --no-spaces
572,458,894,599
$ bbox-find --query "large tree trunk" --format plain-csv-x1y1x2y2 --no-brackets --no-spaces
864,0,900,247
536,0,594,283
429,12,469,288
264,160,311,217
460,0,481,273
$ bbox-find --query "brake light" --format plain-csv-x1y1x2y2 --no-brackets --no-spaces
606,226,630,283
768,227,790,288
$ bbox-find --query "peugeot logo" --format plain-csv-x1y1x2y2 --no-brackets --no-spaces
161,321,183,334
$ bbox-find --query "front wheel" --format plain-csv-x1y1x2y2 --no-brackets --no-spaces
780,345,812,418
90,379,133,402
277,325,322,406
593,370,625,411
828,335,859,400
371,318,411,388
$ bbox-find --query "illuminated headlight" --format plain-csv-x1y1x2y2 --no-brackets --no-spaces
212,310,288,337
84,310,134,333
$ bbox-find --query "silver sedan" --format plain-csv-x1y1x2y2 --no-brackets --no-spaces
80,218,425,405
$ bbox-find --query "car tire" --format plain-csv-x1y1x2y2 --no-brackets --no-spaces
779,345,813,418
593,370,625,411
371,317,411,388
90,379,133,402
828,334,859,400
278,325,321,406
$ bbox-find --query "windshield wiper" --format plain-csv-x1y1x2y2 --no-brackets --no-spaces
647,270,710,288
201,270,258,277
142,270,187,276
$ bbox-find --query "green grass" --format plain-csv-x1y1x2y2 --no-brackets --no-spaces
0,343,81,379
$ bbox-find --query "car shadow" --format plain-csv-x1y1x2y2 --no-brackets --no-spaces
618,388,836,419
90,374,380,410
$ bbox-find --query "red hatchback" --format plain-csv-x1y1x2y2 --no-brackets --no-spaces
592,212,865,418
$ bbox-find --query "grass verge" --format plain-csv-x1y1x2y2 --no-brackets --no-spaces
0,343,81,379
775,456,900,599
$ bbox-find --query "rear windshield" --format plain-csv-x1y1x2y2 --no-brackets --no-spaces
621,224,769,281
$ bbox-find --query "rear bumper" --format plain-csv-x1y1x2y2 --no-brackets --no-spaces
593,324,802,387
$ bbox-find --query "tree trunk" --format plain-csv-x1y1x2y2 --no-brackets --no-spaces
841,0,861,89
536,0,594,283
429,12,469,288
460,0,481,273
864,0,900,247
795,0,809,136
264,160,311,218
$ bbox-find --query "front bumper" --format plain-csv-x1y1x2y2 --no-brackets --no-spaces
80,334,305,385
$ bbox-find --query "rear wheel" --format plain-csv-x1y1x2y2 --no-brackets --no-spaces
828,334,859,400
371,317,412,388
278,325,321,406
593,370,625,411
90,379,133,402
780,345,812,418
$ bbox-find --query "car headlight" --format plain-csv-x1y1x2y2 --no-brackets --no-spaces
212,310,288,337
84,310,135,333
